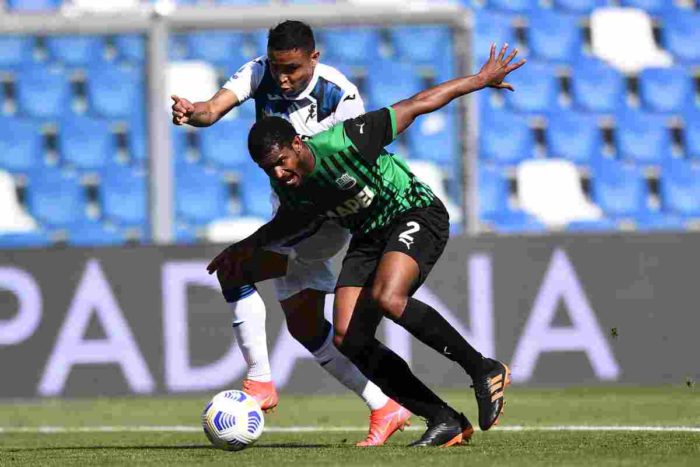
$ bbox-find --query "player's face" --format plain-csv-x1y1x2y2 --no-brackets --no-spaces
256,136,310,188
267,48,319,96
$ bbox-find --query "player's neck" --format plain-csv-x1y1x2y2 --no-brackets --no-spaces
299,143,316,177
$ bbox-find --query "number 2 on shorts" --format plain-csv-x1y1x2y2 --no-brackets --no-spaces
398,221,420,250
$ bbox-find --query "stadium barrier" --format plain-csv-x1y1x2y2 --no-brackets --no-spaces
1,233,698,399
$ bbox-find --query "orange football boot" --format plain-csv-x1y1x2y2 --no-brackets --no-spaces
242,379,279,413
356,399,412,446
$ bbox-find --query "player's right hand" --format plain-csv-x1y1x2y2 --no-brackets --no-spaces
477,43,526,92
171,95,195,125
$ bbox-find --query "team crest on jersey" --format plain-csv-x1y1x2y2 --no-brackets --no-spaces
335,173,357,190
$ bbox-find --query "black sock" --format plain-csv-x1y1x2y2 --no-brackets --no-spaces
394,297,486,378
340,337,454,422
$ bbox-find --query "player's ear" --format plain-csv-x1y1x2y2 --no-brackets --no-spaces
310,49,320,66
292,135,303,152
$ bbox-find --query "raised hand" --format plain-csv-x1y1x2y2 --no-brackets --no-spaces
171,94,195,125
477,43,526,92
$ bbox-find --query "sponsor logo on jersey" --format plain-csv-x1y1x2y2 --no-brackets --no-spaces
335,173,357,190
326,186,375,218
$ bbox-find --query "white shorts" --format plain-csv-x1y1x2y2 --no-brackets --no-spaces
266,192,350,301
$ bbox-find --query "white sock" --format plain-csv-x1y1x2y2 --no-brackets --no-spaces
312,326,389,411
229,291,272,382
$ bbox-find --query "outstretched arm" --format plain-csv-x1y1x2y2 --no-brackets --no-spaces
391,43,525,134
171,89,239,127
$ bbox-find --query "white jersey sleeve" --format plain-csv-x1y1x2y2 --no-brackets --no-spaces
222,56,266,103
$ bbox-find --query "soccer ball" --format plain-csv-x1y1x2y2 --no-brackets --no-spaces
201,390,265,451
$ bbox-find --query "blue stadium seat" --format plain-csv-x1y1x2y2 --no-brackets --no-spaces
486,0,538,12
638,67,692,114
474,11,516,63
484,209,546,233
367,60,422,108
0,36,34,68
660,159,700,217
570,59,625,113
619,0,674,15
199,118,251,170
100,165,147,226
661,11,700,64
176,163,228,223
26,168,87,227
685,112,700,159
634,212,685,231
478,165,509,218
249,30,268,58
238,164,271,218
0,230,52,249
6,0,60,11
406,110,457,165
68,221,127,247
168,34,189,61
566,218,618,232
479,110,534,165
614,111,672,164
320,27,381,66
113,35,145,63
58,116,116,170
527,10,583,63
187,30,247,63
552,0,609,13
86,63,143,118
503,61,559,113
390,26,452,65
16,64,71,119
591,159,648,217
0,118,44,173
546,111,602,165
45,35,106,66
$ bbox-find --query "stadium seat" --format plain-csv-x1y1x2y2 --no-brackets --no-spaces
503,61,558,114
478,165,509,218
684,112,700,159
0,169,38,233
26,168,87,227
546,111,602,165
591,159,648,217
638,67,693,114
0,230,51,249
570,58,625,113
0,36,34,68
113,34,145,63
479,110,534,165
248,30,268,58
659,159,700,217
175,163,228,224
408,160,462,224
87,63,143,118
474,11,516,63
100,164,147,226
67,221,127,247
45,35,106,66
661,10,700,64
590,7,672,73
0,118,44,173
238,164,272,218
552,0,610,13
619,0,673,15
486,0,538,12
6,0,60,11
199,118,251,170
406,110,457,165
366,60,422,109
566,218,618,232
527,10,583,63
16,64,71,119
389,25,452,65
320,27,381,66
633,212,686,231
187,30,247,63
483,209,547,234
614,111,672,164
58,116,116,170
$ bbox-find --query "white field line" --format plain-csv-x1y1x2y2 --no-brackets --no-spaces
0,425,698,434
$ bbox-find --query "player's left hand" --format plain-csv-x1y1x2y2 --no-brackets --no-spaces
477,43,526,92
207,242,255,277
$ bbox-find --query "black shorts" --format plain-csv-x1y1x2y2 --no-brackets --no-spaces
336,197,450,295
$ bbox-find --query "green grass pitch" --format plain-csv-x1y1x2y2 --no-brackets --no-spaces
1,387,698,466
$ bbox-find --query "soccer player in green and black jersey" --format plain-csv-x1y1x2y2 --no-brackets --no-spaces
208,43,526,447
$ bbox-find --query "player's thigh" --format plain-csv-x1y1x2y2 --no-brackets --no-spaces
280,288,327,338
217,249,288,289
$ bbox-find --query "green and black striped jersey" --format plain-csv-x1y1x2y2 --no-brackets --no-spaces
272,107,436,234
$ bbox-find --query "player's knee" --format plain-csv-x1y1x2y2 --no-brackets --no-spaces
370,286,407,320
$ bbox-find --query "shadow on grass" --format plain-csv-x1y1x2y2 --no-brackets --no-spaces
3,443,335,452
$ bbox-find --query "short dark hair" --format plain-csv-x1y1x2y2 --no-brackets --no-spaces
248,117,298,161
267,20,315,54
